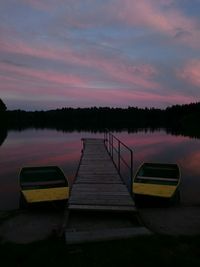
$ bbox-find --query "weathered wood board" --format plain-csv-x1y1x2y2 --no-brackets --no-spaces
68,138,136,212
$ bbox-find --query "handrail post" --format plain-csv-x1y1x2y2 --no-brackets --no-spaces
111,134,113,158
104,130,134,193
106,131,108,149
104,130,108,149
130,150,133,192
108,132,109,153
109,132,111,155
118,140,120,174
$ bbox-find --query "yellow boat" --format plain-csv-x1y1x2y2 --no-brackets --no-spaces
133,163,180,199
20,166,69,204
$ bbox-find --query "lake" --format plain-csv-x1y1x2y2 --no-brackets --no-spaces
0,129,200,210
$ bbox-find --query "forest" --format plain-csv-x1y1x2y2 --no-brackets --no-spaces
1,99,200,138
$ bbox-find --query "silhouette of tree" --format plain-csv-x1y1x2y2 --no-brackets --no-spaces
0,127,7,146
4,101,200,138
0,99,7,112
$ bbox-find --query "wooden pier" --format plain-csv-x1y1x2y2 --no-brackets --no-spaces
65,137,151,244
68,138,136,212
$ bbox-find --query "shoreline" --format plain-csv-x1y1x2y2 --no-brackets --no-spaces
1,202,200,244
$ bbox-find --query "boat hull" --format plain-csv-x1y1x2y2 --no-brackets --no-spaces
22,187,69,203
133,183,177,198
19,166,69,204
133,163,180,200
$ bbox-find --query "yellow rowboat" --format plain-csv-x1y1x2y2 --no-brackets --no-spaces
133,163,180,199
20,166,69,204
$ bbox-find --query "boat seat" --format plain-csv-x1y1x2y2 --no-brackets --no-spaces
21,180,66,187
136,176,178,182
145,167,176,171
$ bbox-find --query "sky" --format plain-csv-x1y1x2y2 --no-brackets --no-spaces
0,0,200,110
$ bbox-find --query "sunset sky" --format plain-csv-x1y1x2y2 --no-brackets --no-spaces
1,0,200,110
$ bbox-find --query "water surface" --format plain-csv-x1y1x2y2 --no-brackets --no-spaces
0,129,200,210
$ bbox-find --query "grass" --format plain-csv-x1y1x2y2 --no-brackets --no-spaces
0,235,200,267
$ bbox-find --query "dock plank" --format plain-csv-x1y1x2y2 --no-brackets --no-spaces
68,138,136,212
65,227,152,244
63,138,152,245
68,204,136,212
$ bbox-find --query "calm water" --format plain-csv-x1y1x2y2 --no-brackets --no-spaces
0,129,200,210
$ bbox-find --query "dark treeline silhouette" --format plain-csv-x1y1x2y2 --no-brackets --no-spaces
2,100,200,138
0,127,7,146
0,99,8,145
0,98,7,127
164,103,200,138
0,99,7,113
6,107,164,129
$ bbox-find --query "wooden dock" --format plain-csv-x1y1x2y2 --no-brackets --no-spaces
68,138,136,212
65,138,151,244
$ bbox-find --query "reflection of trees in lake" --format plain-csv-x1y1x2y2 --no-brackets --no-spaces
4,102,200,139
0,127,7,146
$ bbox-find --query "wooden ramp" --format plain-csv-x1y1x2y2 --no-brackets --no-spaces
68,138,136,212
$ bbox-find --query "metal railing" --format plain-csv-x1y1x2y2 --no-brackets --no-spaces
104,130,133,191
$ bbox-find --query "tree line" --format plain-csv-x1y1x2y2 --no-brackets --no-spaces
1,98,200,138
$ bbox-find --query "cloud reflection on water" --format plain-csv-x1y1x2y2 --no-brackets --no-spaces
0,129,200,209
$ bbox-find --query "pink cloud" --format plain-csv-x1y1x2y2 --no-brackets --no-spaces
66,1,200,49
0,38,70,63
0,61,88,88
21,0,56,12
55,1,200,49
1,49,197,108
0,30,163,98
0,32,159,90
177,60,200,87
99,87,196,107
113,0,200,48
1,57,196,108
95,60,159,90
0,9,198,109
